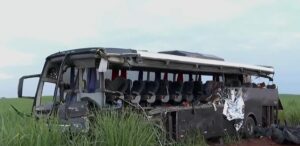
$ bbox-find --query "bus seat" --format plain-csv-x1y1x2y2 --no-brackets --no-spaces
243,82,253,88
169,81,183,103
157,80,170,103
182,81,194,102
105,77,129,102
199,81,220,102
267,84,276,89
231,80,241,87
142,81,159,103
225,81,232,87
130,80,145,104
193,81,204,100
252,83,258,88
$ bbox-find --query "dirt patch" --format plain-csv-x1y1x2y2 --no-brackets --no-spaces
226,138,294,146
209,137,295,146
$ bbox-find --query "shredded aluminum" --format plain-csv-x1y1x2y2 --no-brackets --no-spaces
222,88,245,131
98,58,108,72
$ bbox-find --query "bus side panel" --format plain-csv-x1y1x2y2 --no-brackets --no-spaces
243,88,279,126
176,106,225,139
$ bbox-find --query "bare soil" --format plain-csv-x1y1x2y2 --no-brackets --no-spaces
226,138,295,146
209,137,296,146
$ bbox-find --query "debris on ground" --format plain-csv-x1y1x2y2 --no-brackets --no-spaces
226,137,295,146
254,125,300,145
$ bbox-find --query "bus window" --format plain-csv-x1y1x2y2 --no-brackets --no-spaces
251,76,272,88
161,72,173,81
218,75,224,82
202,75,213,83
142,72,148,80
127,70,139,81
41,82,56,105
183,74,189,81
145,72,155,81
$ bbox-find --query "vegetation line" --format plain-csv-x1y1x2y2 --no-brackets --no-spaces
0,94,299,146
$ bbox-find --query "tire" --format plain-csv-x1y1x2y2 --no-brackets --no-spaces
244,117,256,138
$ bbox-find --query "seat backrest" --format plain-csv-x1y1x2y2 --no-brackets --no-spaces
157,80,169,95
142,81,159,94
243,82,253,88
169,81,183,95
252,83,258,88
106,77,128,93
267,84,276,89
182,81,194,95
143,81,159,94
131,80,145,93
193,81,203,95
231,80,241,87
203,81,221,95
225,80,232,87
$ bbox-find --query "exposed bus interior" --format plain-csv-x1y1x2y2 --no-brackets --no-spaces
101,64,278,108
32,50,277,124
39,53,278,109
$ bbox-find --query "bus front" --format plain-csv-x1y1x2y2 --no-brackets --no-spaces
18,48,112,130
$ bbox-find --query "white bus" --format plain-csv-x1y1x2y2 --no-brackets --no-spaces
18,48,282,139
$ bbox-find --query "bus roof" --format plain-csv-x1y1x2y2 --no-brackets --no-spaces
137,50,274,74
47,47,275,75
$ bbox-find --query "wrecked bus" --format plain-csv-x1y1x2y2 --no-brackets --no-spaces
18,48,282,139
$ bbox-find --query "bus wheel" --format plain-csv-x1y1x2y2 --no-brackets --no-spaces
244,117,255,138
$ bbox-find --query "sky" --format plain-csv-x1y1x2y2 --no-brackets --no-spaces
0,0,300,97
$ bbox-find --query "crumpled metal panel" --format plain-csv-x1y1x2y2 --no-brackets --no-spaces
58,101,89,119
223,88,245,131
59,117,90,133
57,101,90,133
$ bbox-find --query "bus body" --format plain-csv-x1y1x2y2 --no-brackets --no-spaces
18,48,282,139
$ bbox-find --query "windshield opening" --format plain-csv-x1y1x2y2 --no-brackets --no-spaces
36,58,100,107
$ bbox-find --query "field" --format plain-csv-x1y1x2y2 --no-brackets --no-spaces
0,95,299,146
278,94,300,126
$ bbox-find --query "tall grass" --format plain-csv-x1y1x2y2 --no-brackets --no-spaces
0,98,208,146
90,110,161,146
0,110,161,146
0,112,68,146
279,94,300,126
1,94,299,146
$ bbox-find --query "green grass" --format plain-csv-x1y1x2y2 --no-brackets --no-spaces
0,98,33,114
279,94,300,126
0,94,299,146
0,114,70,146
0,97,163,146
0,108,161,146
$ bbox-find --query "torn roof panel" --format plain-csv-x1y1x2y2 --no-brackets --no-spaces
159,50,225,61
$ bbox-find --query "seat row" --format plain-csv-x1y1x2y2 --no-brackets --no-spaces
105,77,223,104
